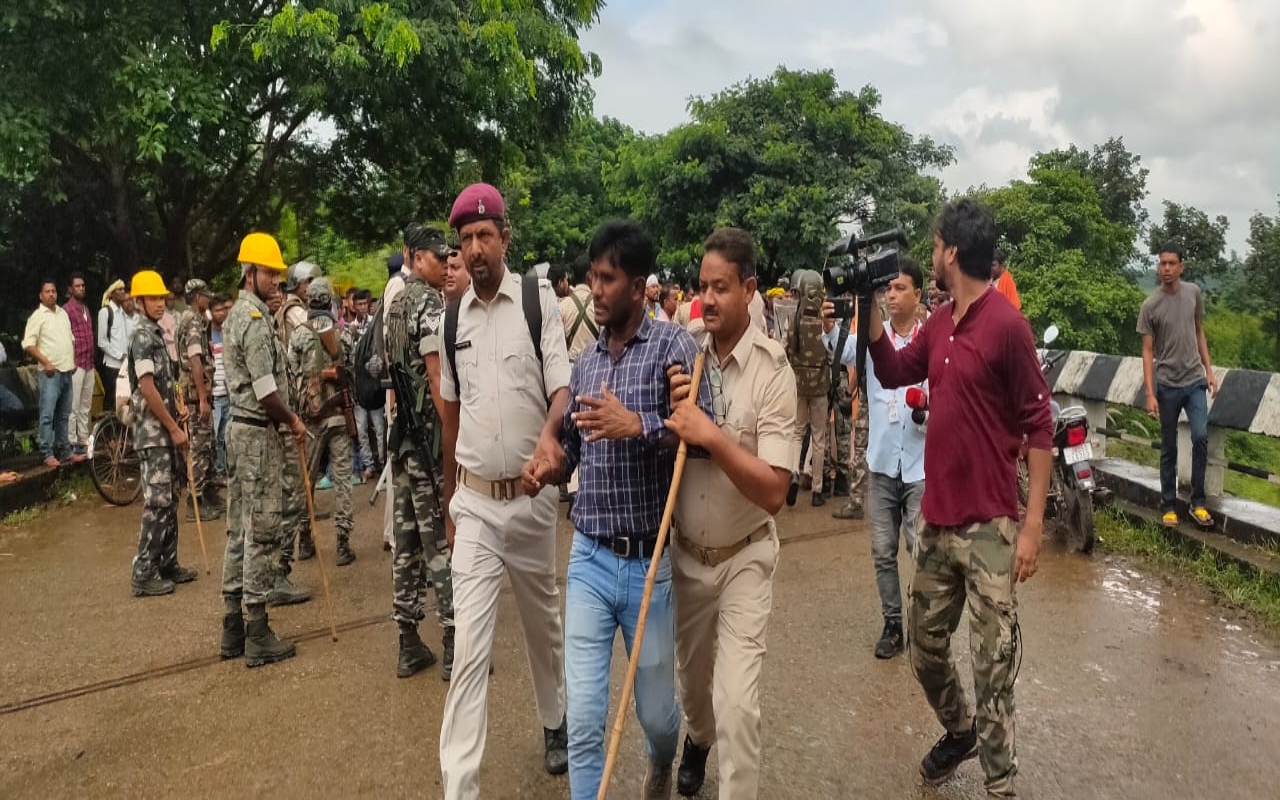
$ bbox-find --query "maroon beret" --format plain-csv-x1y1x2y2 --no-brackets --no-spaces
449,183,506,230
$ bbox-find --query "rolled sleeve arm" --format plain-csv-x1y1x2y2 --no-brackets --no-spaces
756,366,799,471
437,336,458,402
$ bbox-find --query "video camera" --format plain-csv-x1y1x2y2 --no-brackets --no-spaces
822,228,910,299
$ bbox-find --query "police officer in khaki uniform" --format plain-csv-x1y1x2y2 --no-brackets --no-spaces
437,183,570,798
665,227,798,799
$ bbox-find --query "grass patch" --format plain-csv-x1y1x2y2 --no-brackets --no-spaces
1097,508,1280,630
51,471,96,506
1,506,40,527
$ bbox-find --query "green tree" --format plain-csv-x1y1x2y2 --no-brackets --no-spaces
1029,137,1149,261
0,0,602,292
604,68,953,283
503,116,636,269
979,155,1145,353
1244,200,1280,357
1148,201,1230,282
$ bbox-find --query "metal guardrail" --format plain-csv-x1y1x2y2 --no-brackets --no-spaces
1097,426,1280,486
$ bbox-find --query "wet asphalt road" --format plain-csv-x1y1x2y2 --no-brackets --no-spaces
2,484,1279,799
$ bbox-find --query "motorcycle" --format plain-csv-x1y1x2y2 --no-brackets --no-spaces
1018,324,1097,554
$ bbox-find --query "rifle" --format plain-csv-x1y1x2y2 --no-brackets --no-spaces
387,362,445,521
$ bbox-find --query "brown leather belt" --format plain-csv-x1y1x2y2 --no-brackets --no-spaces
458,466,523,502
678,522,772,568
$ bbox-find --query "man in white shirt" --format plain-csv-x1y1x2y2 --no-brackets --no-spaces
97,279,130,412
822,260,928,659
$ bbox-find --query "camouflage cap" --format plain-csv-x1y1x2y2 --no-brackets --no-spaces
184,278,210,296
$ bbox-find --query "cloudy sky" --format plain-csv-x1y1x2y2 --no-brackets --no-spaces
579,0,1278,254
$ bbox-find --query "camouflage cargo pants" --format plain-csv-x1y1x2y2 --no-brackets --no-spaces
308,421,353,537
830,402,850,486
391,446,454,629
184,393,215,497
278,428,310,572
133,446,178,578
793,394,828,492
849,399,868,509
222,422,285,608
908,517,1020,797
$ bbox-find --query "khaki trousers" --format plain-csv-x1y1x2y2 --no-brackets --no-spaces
794,395,828,492
673,525,780,799
439,483,567,800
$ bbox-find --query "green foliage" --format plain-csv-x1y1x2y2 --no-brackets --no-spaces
1148,201,1230,282
0,0,603,300
504,116,636,269
1202,303,1280,372
603,68,953,284
1243,201,1280,357
977,144,1146,353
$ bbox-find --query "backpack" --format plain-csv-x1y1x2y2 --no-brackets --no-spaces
787,284,831,398
444,273,543,401
350,306,387,410
566,288,598,347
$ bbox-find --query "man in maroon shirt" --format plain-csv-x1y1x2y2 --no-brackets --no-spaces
63,273,96,460
867,199,1052,798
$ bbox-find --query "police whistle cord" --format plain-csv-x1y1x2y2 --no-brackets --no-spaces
173,392,210,575
297,444,340,643
599,351,706,799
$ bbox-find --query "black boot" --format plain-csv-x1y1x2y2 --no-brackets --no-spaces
160,564,198,584
335,534,356,567
833,473,850,497
397,627,437,678
811,490,826,507
441,626,456,682
220,613,245,659
677,734,710,796
874,618,904,659
298,532,316,561
786,477,799,507
920,727,978,785
244,612,296,668
131,569,175,598
544,718,568,775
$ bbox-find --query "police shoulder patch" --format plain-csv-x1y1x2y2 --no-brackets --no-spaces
250,310,263,319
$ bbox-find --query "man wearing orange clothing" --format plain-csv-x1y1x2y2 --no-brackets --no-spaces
992,249,1020,311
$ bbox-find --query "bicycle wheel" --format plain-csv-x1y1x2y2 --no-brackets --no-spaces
89,415,143,506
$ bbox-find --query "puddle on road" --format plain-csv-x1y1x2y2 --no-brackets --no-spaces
1101,566,1163,615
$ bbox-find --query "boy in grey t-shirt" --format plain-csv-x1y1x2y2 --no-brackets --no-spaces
1137,242,1217,529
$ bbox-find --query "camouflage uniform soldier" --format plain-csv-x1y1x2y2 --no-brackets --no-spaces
288,276,356,566
274,261,323,576
127,270,196,597
385,224,456,679
175,279,224,521
785,269,830,507
219,232,312,667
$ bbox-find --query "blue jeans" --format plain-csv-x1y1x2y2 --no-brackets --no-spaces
0,383,22,416
1156,379,1209,511
565,534,680,798
869,471,923,623
212,395,230,476
37,370,73,461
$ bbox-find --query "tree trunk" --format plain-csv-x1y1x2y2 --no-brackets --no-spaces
106,160,139,276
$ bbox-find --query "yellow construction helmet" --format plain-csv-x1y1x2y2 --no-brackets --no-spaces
237,232,287,271
130,270,168,298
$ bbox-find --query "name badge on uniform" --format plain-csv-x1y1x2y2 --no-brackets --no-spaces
456,340,472,350
887,397,900,424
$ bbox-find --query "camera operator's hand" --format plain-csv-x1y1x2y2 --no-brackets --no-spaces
821,300,836,333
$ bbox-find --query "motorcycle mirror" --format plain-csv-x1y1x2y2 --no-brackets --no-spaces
1043,324,1060,346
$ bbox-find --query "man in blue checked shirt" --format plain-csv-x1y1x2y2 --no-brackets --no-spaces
523,219,712,799
822,258,929,660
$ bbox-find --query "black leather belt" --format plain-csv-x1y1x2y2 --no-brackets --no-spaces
591,534,659,560
230,415,269,428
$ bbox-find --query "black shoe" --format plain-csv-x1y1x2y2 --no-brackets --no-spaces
383,541,392,552
874,619,904,659
131,572,175,597
920,728,978,785
811,491,826,507
335,539,356,567
832,502,863,520
441,626,455,682
397,629,437,678
220,613,245,659
266,573,312,606
544,718,568,775
786,479,799,507
677,734,710,796
244,614,297,668
297,533,316,561
160,564,198,584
